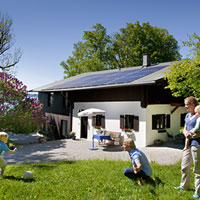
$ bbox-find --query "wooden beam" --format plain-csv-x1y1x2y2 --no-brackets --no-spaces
171,106,179,114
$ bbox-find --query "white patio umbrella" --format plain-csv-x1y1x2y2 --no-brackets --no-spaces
78,108,106,117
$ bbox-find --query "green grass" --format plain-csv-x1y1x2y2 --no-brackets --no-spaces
0,160,195,200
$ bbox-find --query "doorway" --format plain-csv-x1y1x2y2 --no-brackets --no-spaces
81,117,88,138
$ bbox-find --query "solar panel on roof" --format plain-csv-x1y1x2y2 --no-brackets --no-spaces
48,65,166,90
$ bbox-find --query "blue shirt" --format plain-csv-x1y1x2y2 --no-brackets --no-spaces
185,113,200,146
129,148,152,176
0,141,10,155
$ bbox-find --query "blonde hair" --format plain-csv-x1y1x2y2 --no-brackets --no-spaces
195,105,200,114
185,96,198,106
0,132,8,141
123,138,136,149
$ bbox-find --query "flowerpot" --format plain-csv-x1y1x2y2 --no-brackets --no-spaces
72,136,76,140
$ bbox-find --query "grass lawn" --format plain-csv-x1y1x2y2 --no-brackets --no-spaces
0,160,195,200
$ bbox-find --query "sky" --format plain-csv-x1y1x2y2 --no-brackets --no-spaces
0,0,200,90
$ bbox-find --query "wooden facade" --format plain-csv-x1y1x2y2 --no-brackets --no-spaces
38,80,184,139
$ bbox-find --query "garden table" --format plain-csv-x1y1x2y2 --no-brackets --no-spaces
89,134,112,150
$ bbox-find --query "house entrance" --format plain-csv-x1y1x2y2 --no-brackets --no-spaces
81,117,88,138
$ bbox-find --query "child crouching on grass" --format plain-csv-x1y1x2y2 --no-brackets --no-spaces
123,138,153,185
0,132,17,176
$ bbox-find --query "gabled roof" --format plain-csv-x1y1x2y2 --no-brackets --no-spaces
32,61,173,92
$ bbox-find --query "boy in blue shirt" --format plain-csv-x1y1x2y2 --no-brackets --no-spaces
0,132,17,176
123,138,153,185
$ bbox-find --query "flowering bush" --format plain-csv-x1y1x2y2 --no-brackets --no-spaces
0,72,46,133
124,128,132,133
94,126,101,129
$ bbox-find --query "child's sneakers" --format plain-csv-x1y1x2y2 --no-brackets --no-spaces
192,194,200,199
174,186,184,190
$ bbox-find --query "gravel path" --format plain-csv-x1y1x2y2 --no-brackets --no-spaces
4,137,184,165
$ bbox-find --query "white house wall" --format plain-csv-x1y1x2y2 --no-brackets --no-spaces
72,101,147,147
146,104,186,146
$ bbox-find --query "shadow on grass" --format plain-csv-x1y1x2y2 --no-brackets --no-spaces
3,175,35,182
130,176,164,188
154,177,164,186
32,161,77,168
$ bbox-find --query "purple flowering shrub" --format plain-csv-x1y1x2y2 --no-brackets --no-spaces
0,72,46,133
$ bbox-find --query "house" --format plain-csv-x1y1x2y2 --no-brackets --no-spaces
32,55,186,147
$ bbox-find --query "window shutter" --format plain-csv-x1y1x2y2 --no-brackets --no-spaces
166,115,170,128
152,115,157,130
101,115,105,128
120,115,124,129
92,116,96,126
133,116,139,131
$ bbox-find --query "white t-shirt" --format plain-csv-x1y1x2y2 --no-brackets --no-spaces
191,117,200,134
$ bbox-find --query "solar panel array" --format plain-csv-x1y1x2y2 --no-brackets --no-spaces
48,65,166,90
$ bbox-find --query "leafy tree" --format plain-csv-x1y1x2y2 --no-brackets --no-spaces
61,23,111,78
165,33,200,98
0,11,22,73
61,21,181,77
111,21,181,69
0,72,46,133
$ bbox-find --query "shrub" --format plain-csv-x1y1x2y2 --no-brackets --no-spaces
0,72,46,133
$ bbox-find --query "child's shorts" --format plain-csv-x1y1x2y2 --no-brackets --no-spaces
0,156,7,169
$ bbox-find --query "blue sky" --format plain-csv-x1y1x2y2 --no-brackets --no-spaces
1,0,200,90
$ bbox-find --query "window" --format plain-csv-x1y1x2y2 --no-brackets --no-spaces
120,115,139,131
92,115,105,128
180,113,187,127
48,92,54,107
63,92,69,108
61,120,68,138
125,115,134,129
152,114,170,130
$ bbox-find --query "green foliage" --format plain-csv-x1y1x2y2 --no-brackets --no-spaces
165,34,200,98
0,160,195,199
61,21,181,78
111,21,180,69
69,131,76,136
0,72,46,133
61,23,111,78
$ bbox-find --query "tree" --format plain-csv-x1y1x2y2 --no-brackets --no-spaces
61,21,181,77
0,72,46,133
164,33,200,98
61,23,111,78
0,11,22,73
111,21,181,69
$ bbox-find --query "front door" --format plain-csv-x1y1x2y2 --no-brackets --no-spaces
81,117,88,138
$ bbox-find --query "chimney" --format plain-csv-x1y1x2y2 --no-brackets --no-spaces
143,53,151,67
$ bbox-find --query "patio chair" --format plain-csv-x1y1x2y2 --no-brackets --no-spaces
108,131,122,146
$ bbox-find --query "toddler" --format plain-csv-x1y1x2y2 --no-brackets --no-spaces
0,132,17,176
184,105,200,151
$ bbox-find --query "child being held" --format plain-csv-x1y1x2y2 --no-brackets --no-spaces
0,132,17,176
184,105,200,151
